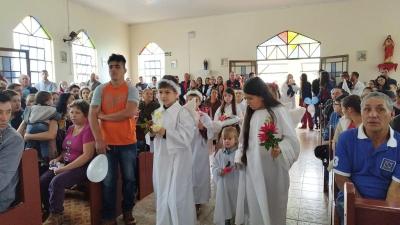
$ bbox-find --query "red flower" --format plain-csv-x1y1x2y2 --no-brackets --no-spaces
258,120,282,151
258,132,269,143
259,122,278,134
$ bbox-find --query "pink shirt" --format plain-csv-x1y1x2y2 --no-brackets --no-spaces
62,122,95,163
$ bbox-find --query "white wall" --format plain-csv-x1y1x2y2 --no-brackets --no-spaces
129,0,400,82
0,0,130,83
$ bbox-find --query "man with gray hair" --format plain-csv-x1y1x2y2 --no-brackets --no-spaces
334,92,400,224
19,74,37,99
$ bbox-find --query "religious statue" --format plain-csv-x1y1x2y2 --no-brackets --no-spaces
383,35,395,63
378,35,398,72
203,59,208,70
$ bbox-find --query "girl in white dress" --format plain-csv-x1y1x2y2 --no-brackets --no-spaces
214,87,244,124
185,90,213,215
212,127,240,225
280,74,299,109
151,75,197,225
235,77,300,225
213,88,243,148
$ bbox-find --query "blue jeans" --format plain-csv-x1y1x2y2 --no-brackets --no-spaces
26,123,49,158
102,144,137,220
336,191,345,225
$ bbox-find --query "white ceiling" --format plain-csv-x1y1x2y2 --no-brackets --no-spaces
71,0,342,24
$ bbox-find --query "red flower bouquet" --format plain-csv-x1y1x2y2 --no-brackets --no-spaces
258,119,282,151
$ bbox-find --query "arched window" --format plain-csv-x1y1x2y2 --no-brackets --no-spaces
257,31,321,85
72,31,97,83
138,42,165,83
13,16,53,85
257,31,320,60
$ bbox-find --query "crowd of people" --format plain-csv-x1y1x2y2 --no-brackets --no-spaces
0,52,400,225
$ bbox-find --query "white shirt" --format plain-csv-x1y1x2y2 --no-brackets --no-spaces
35,80,57,92
351,80,365,96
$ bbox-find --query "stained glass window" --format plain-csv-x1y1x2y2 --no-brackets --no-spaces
257,31,320,60
72,31,97,83
13,16,53,84
138,42,165,83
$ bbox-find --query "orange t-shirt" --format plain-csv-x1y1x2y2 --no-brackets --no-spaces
92,82,139,145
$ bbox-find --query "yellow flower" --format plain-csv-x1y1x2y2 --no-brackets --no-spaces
154,111,162,121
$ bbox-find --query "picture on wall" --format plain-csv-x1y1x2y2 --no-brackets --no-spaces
356,50,367,61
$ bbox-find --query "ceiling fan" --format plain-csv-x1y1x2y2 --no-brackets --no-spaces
63,31,78,42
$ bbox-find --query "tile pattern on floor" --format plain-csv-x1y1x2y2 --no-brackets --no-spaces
132,129,329,225
60,129,328,225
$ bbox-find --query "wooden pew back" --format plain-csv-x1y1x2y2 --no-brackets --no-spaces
344,182,400,225
0,149,42,225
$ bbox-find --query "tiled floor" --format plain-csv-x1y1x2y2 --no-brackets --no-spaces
62,128,329,225
286,129,329,225
131,128,329,225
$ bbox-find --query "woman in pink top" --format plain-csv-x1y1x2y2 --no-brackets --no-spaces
40,100,95,225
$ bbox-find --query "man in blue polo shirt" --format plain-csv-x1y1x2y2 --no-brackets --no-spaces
334,92,400,224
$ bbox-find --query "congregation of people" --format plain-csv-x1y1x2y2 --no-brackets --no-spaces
1,52,400,225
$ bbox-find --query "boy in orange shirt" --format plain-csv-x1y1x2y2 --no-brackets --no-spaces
89,54,139,225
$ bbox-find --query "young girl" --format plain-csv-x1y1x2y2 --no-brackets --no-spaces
212,127,240,225
151,75,196,225
234,77,300,225
280,74,299,109
186,89,213,215
79,87,91,103
214,88,243,140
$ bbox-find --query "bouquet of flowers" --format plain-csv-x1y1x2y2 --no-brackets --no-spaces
151,111,163,132
258,119,282,151
222,161,233,174
138,118,153,134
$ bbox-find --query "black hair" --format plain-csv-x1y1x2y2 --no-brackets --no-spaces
0,92,11,103
68,84,80,92
220,87,237,116
300,73,308,90
378,89,396,100
351,71,360,79
342,95,361,114
57,93,73,115
107,54,126,66
3,89,19,99
320,71,330,88
35,91,52,105
335,94,347,104
80,87,91,99
158,75,179,92
375,75,387,87
341,71,350,78
69,99,90,117
242,77,281,165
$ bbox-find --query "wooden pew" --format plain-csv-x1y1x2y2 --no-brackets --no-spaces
0,149,41,225
344,182,400,225
85,167,123,225
328,125,340,225
137,151,153,200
